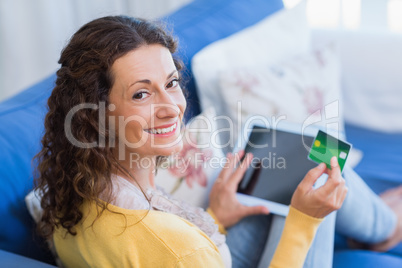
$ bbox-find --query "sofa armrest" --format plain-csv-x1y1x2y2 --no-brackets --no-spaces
0,249,56,267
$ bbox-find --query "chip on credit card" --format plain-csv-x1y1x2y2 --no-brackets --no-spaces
308,130,351,172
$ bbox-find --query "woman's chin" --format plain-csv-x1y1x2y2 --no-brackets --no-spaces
157,142,183,156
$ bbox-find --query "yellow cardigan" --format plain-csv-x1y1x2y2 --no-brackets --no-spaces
54,202,322,268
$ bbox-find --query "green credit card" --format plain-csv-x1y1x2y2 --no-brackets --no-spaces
308,130,351,172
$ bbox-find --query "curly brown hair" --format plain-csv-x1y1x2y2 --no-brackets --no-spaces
35,16,183,238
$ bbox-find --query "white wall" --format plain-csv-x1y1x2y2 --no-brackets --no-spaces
0,0,192,101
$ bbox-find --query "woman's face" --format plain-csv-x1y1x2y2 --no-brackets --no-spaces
108,44,186,160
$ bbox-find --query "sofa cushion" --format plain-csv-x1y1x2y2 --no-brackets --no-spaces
333,250,402,267
0,74,56,262
217,43,343,145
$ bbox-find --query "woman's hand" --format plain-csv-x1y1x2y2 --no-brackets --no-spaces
291,157,348,218
209,151,269,228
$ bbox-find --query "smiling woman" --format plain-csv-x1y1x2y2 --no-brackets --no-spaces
34,15,348,268
35,15,186,237
108,45,186,167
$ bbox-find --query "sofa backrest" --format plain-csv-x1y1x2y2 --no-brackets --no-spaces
0,74,56,262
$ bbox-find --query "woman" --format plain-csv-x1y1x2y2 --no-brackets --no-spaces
35,16,347,267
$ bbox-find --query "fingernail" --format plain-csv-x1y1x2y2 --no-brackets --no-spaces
318,162,326,169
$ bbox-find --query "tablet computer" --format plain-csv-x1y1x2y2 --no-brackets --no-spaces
233,120,327,216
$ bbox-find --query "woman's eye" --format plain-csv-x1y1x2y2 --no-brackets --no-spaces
166,78,180,89
133,91,148,100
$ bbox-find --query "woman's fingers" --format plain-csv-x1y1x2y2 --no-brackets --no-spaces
291,157,348,218
317,157,343,197
209,151,267,228
219,150,245,182
239,204,269,218
219,153,234,182
228,152,253,188
328,156,342,181
316,157,347,211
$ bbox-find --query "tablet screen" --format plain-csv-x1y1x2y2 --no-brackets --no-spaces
238,125,315,206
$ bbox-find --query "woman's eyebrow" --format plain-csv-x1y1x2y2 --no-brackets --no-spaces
166,70,178,80
129,70,178,87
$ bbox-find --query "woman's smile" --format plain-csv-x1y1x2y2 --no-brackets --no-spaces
144,121,178,137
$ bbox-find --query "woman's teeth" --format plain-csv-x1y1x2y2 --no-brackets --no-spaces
146,123,177,134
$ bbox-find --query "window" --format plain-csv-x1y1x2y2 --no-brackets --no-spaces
283,0,402,33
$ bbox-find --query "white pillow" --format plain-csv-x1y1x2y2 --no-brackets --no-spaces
155,107,224,209
25,189,43,224
218,43,344,140
312,29,402,132
192,0,311,151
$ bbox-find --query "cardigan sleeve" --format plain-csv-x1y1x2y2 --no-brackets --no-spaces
206,207,227,235
269,206,323,268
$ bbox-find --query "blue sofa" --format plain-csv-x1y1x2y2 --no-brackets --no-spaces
0,0,401,266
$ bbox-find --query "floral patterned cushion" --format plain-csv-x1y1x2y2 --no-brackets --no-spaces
155,107,225,209
218,43,343,142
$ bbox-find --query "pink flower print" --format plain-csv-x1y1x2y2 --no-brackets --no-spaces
234,70,260,93
168,139,213,193
303,86,324,114
315,50,326,67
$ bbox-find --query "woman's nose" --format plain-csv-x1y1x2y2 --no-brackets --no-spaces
154,92,180,119
154,102,180,119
